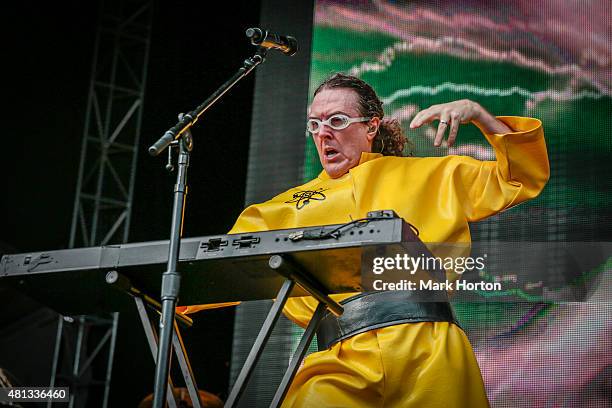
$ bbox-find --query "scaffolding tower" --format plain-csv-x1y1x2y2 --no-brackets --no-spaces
49,0,153,406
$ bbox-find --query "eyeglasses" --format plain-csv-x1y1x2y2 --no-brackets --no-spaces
306,114,371,134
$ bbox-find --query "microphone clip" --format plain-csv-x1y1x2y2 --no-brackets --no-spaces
245,27,298,56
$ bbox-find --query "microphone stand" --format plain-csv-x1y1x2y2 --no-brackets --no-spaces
149,47,267,156
148,47,268,408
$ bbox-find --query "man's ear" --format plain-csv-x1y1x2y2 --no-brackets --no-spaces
366,117,381,141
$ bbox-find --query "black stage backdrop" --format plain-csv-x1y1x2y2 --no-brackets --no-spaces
1,0,264,405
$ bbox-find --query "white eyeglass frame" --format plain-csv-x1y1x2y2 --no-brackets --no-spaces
306,114,371,134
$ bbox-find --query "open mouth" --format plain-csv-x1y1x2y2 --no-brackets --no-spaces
324,147,339,160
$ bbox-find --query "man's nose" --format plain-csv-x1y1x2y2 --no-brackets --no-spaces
317,124,334,138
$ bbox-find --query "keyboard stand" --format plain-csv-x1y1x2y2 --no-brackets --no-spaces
225,255,343,408
106,271,203,408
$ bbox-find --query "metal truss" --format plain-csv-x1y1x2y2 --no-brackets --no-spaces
49,1,153,406
70,0,152,249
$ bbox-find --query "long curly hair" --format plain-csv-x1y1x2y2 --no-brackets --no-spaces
313,73,413,157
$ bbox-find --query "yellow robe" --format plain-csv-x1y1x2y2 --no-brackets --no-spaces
226,117,548,407
194,117,549,406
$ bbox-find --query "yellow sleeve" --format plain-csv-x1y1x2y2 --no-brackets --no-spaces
228,205,270,234
176,302,240,314
175,213,258,314
452,116,550,222
179,195,287,313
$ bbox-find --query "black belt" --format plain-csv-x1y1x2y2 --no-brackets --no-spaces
316,291,458,351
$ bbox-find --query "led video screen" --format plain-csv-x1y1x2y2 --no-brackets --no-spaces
302,1,611,406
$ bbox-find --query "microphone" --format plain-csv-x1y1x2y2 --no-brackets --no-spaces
245,27,298,56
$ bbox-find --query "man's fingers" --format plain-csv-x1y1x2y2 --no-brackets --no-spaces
434,114,450,147
410,106,437,128
409,111,426,128
447,116,460,147
412,103,469,146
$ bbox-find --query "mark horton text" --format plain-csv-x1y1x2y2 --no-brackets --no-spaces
370,253,502,291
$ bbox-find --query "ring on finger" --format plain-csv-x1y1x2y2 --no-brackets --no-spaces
440,120,449,125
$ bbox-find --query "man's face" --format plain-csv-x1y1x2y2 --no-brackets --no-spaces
308,88,375,179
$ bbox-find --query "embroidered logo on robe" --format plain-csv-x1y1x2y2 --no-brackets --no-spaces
285,188,327,210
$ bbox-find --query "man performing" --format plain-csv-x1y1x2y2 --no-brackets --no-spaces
202,73,549,406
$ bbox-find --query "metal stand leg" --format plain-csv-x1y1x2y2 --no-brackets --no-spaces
225,278,296,408
107,271,200,407
47,315,64,408
134,295,203,408
270,302,326,408
102,313,119,408
268,255,343,316
134,296,178,408
224,255,345,407
68,316,86,408
172,319,203,408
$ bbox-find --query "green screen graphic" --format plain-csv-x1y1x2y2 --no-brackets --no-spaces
304,1,611,405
